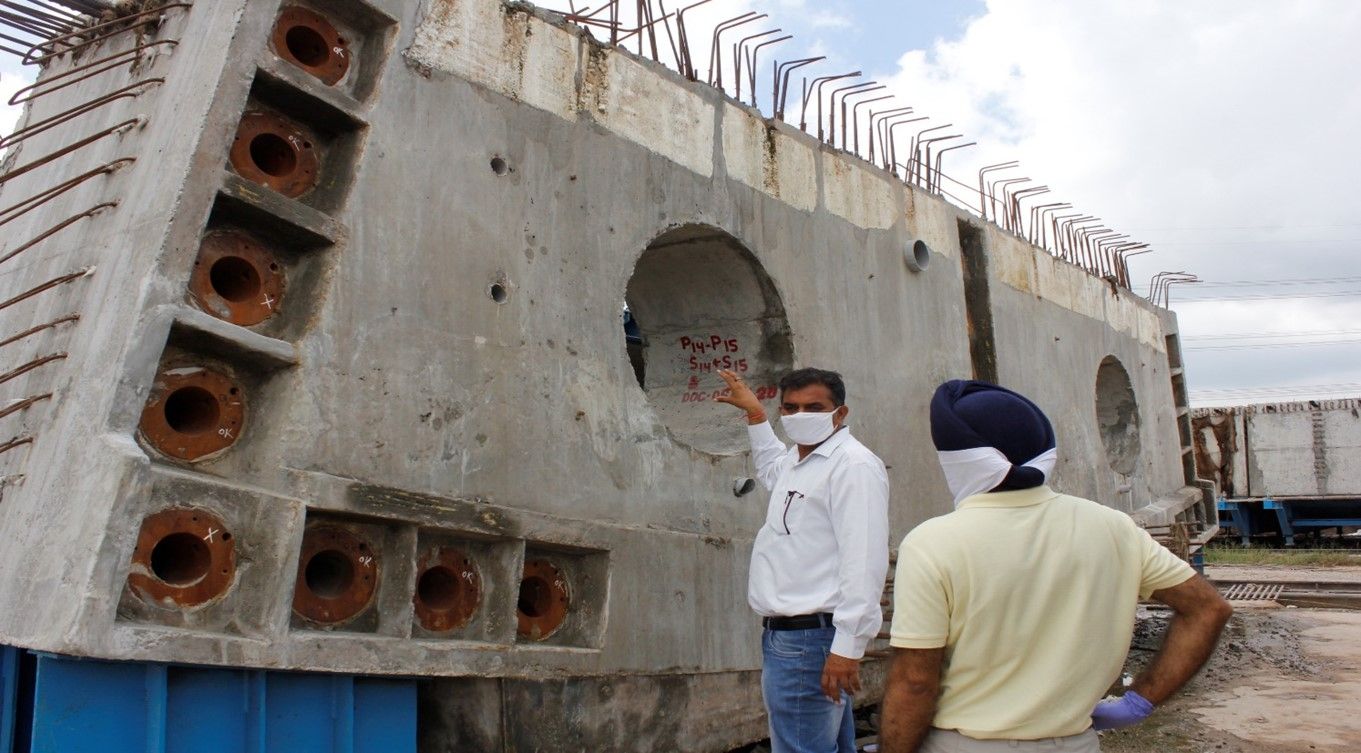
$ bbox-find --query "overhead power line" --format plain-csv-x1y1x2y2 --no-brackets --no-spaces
1171,289,1361,303
1188,275,1361,289
1186,383,1361,403
1148,239,1361,247
1185,338,1361,352
1183,328,1361,341
1126,223,1361,232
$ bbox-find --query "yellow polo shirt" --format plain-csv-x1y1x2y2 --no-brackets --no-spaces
890,486,1194,740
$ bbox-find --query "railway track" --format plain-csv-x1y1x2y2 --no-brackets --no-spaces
1212,578,1361,609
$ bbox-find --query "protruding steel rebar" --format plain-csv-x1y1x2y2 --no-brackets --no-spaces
674,0,716,80
732,27,781,102
801,71,859,138
743,33,789,107
773,56,823,120
907,124,952,185
977,162,1019,222
930,141,975,194
0,158,134,229
24,3,191,65
709,12,764,93
885,116,928,175
867,106,912,166
1007,185,1050,236
988,177,1030,230
850,94,892,157
0,78,162,151
828,81,880,150
1029,202,1070,247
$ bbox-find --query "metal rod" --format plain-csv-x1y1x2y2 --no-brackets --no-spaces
0,314,80,349
774,56,822,120
0,158,134,228
0,203,116,266
0,118,140,186
850,94,892,157
25,4,192,65
0,78,162,151
0,269,91,312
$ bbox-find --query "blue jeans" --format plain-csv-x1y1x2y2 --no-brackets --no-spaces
761,627,856,753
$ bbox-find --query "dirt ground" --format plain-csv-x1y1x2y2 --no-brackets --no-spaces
1100,566,1361,753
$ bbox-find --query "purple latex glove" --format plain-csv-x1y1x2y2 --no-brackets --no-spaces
1091,690,1154,731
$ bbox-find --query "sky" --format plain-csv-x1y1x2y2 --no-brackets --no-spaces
5,0,1359,406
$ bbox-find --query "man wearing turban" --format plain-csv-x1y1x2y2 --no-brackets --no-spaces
879,380,1232,753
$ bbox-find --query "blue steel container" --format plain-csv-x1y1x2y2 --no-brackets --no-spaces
2,646,414,753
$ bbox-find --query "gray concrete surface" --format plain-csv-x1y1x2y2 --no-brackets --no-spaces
0,0,1206,750
1194,398,1361,499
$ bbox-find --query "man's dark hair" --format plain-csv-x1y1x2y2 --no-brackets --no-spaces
778,368,846,406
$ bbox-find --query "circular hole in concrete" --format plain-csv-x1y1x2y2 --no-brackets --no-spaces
417,565,463,611
489,283,508,304
284,24,330,67
304,549,355,599
907,239,931,272
490,156,509,176
518,575,552,618
150,532,212,586
624,225,793,454
249,132,298,177
209,255,263,303
163,386,220,435
1095,355,1142,475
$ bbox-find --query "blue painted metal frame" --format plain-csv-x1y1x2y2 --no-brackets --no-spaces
2,646,414,753
2,646,17,753
1217,496,1361,547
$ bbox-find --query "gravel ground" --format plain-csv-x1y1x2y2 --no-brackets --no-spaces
1100,603,1361,752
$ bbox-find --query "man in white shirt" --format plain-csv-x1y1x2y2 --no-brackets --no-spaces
717,367,890,753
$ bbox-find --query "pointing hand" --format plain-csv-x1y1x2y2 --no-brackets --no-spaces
716,369,766,424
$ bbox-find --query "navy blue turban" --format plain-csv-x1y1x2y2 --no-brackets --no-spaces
930,380,1058,501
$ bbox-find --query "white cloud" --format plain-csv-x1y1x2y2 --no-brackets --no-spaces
0,69,27,139
804,9,851,30
865,0,1361,403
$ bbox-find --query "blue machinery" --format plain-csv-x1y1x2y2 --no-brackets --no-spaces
1217,497,1361,547
1,646,414,753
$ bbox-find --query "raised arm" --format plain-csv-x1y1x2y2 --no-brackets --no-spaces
717,369,786,488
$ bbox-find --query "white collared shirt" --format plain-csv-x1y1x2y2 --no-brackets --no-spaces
746,421,890,659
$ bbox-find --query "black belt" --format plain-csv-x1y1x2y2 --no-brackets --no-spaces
762,613,833,630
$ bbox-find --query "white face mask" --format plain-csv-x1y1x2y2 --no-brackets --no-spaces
781,410,838,446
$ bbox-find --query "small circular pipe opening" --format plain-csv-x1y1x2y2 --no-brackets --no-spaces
249,133,298,178
284,24,329,66
906,240,931,273
518,576,552,618
517,559,569,640
230,112,320,198
732,477,757,497
490,156,509,176
413,549,482,632
163,386,221,435
489,283,508,304
209,256,263,303
149,532,212,586
417,566,461,611
128,508,236,608
189,230,286,327
304,550,355,599
272,7,350,86
140,366,246,461
292,526,378,625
